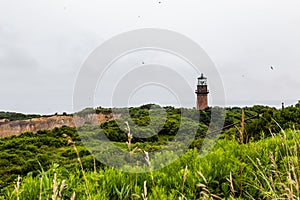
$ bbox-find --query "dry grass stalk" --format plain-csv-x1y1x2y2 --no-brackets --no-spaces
64,134,91,200
93,158,97,173
141,181,148,200
125,122,147,199
14,175,21,200
269,152,283,185
51,174,66,200
197,171,221,200
125,122,144,199
143,150,158,200
39,176,43,200
197,171,207,184
70,192,76,200
291,161,299,197
240,108,245,144
125,121,134,197
238,108,245,197
144,151,151,167
181,166,188,199
125,121,133,152
52,173,58,200
226,172,236,196
58,180,66,199
73,142,91,200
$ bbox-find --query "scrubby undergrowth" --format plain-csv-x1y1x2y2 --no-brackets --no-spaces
1,129,299,199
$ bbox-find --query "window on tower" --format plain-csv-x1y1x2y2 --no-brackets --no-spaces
198,78,207,85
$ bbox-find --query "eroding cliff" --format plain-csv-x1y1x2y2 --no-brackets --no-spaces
0,114,117,138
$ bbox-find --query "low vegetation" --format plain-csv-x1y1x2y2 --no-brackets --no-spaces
0,112,41,121
0,102,300,199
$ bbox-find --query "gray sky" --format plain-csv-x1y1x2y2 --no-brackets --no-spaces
0,0,300,114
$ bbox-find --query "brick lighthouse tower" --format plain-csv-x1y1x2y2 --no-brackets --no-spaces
195,73,209,110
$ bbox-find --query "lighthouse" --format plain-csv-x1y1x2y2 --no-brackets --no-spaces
195,73,209,110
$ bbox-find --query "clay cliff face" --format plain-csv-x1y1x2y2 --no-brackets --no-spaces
0,114,118,138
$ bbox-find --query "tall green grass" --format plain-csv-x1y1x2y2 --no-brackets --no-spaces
1,129,300,199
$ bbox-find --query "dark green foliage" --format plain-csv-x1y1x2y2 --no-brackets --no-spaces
0,111,71,122
0,112,41,121
96,105,208,142
222,102,300,142
96,107,112,114
0,126,92,189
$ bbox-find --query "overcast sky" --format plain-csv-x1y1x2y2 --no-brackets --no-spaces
0,0,300,114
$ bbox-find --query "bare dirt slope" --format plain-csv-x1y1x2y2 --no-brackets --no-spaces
0,113,117,138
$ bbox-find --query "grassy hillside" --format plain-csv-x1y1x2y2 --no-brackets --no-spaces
1,129,299,199
0,103,300,199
